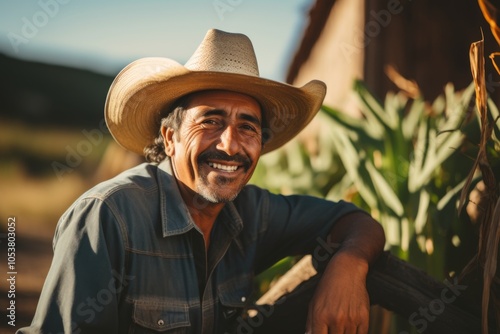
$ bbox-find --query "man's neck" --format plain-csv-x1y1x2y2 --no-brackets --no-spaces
179,187,224,250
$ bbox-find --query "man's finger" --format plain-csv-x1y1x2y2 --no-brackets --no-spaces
311,322,328,334
357,319,369,334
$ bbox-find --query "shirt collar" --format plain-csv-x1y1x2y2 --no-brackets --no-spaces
157,159,243,238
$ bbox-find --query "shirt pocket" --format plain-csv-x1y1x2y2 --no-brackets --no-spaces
131,300,190,333
217,274,253,328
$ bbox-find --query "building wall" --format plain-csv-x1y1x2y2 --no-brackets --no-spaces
292,0,365,116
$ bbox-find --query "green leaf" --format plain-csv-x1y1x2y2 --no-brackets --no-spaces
414,189,430,234
330,129,379,209
402,98,426,140
321,105,364,131
408,117,430,192
365,159,405,216
437,177,478,211
353,80,396,131
321,105,384,141
384,91,404,128
487,97,500,142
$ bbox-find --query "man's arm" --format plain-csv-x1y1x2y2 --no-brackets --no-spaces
306,211,385,334
16,198,126,334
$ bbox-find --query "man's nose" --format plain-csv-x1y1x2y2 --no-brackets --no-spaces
216,125,241,156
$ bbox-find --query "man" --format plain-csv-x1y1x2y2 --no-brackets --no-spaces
18,29,385,334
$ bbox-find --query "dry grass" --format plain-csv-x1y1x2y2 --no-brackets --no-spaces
0,166,88,228
0,119,113,331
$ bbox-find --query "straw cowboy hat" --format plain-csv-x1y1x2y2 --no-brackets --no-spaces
105,28,326,155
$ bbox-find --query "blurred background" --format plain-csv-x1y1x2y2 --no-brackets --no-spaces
1,0,499,333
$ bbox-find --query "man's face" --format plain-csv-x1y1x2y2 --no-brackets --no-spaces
163,90,263,204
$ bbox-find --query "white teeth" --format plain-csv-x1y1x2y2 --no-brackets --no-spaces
208,162,238,172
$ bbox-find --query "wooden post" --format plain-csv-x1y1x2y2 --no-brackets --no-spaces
367,251,495,333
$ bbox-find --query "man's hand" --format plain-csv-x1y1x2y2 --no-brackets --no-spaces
305,211,385,333
306,251,370,334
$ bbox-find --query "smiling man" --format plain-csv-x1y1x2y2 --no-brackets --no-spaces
166,91,262,205
18,29,385,334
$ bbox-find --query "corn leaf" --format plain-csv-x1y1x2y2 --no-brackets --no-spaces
414,189,430,234
329,129,378,209
354,80,398,131
478,0,500,46
408,118,430,192
487,95,500,144
321,105,384,142
365,159,404,217
384,91,403,127
402,97,426,140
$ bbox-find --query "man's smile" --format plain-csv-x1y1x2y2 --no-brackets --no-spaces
199,150,252,174
207,162,239,172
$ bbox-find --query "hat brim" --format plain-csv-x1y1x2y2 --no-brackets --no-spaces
105,57,326,155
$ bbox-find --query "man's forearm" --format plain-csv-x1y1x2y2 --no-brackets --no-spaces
328,211,386,267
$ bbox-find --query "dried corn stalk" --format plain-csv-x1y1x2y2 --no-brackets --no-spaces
460,33,500,334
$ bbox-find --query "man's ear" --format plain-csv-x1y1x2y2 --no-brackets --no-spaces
161,126,175,156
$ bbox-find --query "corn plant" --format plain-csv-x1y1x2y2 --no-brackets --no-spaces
322,80,478,278
252,79,480,282
251,118,346,198
460,35,500,333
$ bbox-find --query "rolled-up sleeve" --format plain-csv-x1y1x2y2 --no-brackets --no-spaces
17,197,128,334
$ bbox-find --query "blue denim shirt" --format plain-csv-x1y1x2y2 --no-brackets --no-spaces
17,160,362,334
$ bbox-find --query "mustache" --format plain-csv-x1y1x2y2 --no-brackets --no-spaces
198,151,252,169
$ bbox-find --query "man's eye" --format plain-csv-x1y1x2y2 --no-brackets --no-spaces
241,124,255,131
203,119,219,126
240,124,260,133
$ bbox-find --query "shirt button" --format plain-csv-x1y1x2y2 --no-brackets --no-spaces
157,319,165,327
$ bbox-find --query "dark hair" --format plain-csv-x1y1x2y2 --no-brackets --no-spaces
143,97,189,163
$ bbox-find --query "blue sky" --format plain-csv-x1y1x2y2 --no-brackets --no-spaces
0,0,312,80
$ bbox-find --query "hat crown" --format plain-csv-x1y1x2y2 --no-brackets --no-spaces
184,29,259,76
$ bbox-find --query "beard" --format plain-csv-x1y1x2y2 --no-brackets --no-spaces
196,150,253,204
197,174,242,203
